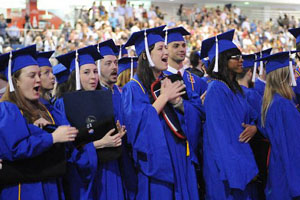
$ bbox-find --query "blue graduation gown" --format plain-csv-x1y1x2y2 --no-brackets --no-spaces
121,75,199,200
0,101,63,200
240,86,262,116
54,98,98,200
94,85,136,200
262,94,300,200
254,79,265,97
203,80,258,200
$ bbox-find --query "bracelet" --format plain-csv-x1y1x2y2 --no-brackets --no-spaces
173,98,183,108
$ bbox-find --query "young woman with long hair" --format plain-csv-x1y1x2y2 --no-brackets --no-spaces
122,26,202,199
260,51,300,200
0,45,78,200
200,30,259,199
55,45,128,200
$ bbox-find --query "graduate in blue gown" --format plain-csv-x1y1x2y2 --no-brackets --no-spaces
259,51,300,200
52,63,70,104
36,50,56,105
122,25,201,199
200,30,259,200
237,54,270,199
117,56,138,88
94,39,137,200
163,27,207,97
253,48,272,97
0,45,79,200
55,45,127,200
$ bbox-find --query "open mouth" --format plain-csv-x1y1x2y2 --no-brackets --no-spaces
162,58,168,63
33,86,40,92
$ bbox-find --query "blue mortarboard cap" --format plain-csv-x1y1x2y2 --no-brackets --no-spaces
53,63,70,84
242,54,256,69
124,25,166,57
0,44,37,76
36,51,55,68
200,29,237,62
95,39,119,57
257,50,299,86
118,57,138,77
0,45,38,92
116,45,128,58
254,48,272,76
254,48,272,60
289,27,300,44
56,45,103,72
164,26,190,45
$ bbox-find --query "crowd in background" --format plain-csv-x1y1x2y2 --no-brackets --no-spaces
0,2,300,65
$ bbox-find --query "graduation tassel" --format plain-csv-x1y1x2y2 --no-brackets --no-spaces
130,57,134,79
259,51,264,76
118,45,122,59
164,29,168,46
75,50,81,91
252,54,257,82
213,36,219,72
289,51,297,86
97,44,101,78
144,30,155,67
8,51,14,92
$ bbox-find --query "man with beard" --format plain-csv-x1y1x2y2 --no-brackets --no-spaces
163,27,207,97
237,54,269,200
95,39,138,199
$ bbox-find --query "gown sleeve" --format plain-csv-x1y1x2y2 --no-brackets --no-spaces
0,102,53,161
121,81,174,184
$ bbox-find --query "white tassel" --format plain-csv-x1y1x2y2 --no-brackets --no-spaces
213,37,219,72
144,30,155,67
8,51,14,92
75,50,81,91
130,57,134,79
97,44,101,78
165,29,168,46
252,54,257,82
289,51,297,87
119,45,122,59
259,51,263,76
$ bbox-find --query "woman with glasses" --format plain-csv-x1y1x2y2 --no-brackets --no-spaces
200,30,258,199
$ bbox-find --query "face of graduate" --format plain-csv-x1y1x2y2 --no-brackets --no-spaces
228,54,243,74
100,55,118,86
80,63,99,91
40,66,55,90
167,41,186,63
17,65,41,101
150,41,168,71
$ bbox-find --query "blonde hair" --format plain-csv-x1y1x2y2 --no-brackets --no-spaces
261,66,294,126
116,68,132,88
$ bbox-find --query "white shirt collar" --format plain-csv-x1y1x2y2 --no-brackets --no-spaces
167,65,185,76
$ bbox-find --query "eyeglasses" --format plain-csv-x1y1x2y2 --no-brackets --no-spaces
229,55,242,60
